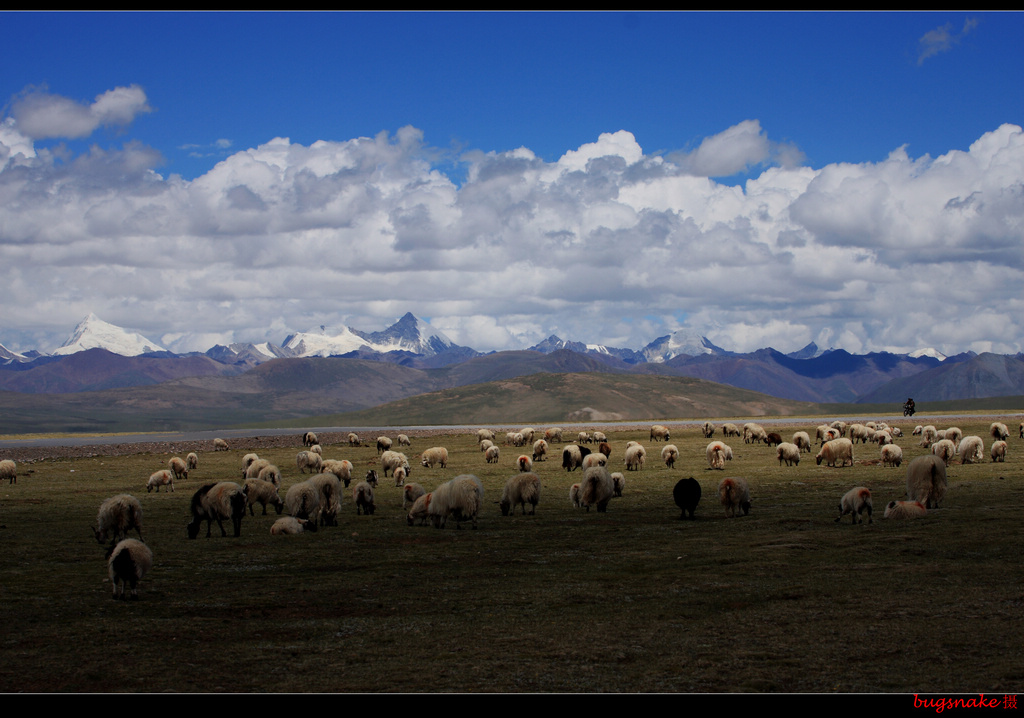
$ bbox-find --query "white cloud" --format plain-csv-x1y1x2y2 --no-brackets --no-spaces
10,84,152,140
917,17,979,66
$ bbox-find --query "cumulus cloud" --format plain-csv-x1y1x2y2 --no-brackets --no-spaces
10,84,152,140
0,102,1020,357
917,17,979,66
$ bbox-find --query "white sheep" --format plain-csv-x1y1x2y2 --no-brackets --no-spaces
213,438,229,451
569,483,583,508
562,444,583,472
241,453,260,473
532,439,548,462
815,438,854,468
420,446,449,469
990,422,1010,441
611,472,626,497
398,434,412,447
884,500,927,520
243,478,284,516
245,458,271,480
187,482,247,538
918,425,938,448
544,427,563,443
835,487,873,524
296,451,322,475
479,439,495,454
991,440,1007,463
376,436,393,455
499,472,541,516
721,423,741,437
92,494,143,544
881,444,904,468
485,445,501,464
701,421,715,439
661,444,679,469
257,464,282,487
147,469,174,493
511,432,526,447
930,439,957,466
270,516,317,535
0,459,16,484
168,456,189,482
353,480,376,515
381,450,411,478
428,474,484,529
578,466,615,512
624,444,646,471
849,424,872,444
348,432,360,446
517,454,533,473
406,491,432,526
477,429,495,444
582,452,608,470
393,465,407,487
592,431,608,443
650,424,670,442
106,538,153,601
302,431,318,447
958,436,985,464
792,432,813,453
310,472,343,525
284,480,322,525
743,423,767,444
906,455,947,509
320,459,353,487
912,425,924,435
403,482,426,509
776,443,800,467
944,427,963,449
186,452,199,471
706,441,730,470
718,477,751,517
519,428,536,444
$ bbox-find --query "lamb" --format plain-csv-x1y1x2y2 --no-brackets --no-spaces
92,494,143,544
930,439,957,466
376,436,393,455
532,439,548,462
578,466,615,512
428,474,484,529
517,455,533,473
991,440,1007,463
673,477,701,520
296,451,322,474
499,472,541,516
721,423,741,437
776,442,800,467
0,459,16,484
284,480,322,524
320,459,353,487
958,436,985,464
106,539,153,600
661,444,679,469
884,500,927,520
147,469,175,493
420,446,449,469
243,478,284,516
835,487,872,524
624,443,646,471
562,445,583,472
348,432,360,446
213,438,229,451
353,480,376,515
168,456,189,482
792,431,813,453
186,452,199,471
270,516,317,535
611,472,626,497
706,441,730,470
701,421,715,439
569,483,583,508
650,424,670,442
398,434,412,447
393,466,407,487
582,452,608,470
881,444,904,468
310,472,343,525
302,431,318,447
403,482,426,509
718,477,751,517
815,438,854,468
187,482,247,538
381,450,411,478
906,455,947,509
407,492,432,526
485,445,501,464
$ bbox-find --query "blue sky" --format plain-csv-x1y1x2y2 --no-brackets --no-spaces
0,11,1021,356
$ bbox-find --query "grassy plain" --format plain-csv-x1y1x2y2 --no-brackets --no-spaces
0,416,1022,693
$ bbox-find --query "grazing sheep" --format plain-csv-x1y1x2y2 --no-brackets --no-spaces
185,452,199,471
243,478,284,516
991,422,1010,441
906,455,947,509
393,466,407,487
407,492,432,526
106,539,153,601
562,445,583,472
624,444,646,471
661,444,679,469
792,432,813,453
611,472,626,497
650,424,671,442
168,456,189,482
353,480,376,515
930,439,957,466
743,423,768,444
309,444,322,456
477,429,495,444
765,432,783,447
849,424,872,444
942,427,962,448
706,441,730,470
991,440,1007,463
398,434,412,447
147,469,174,493
582,452,608,470
485,445,501,464
569,483,583,508
381,450,411,478
348,432,360,446
830,421,848,437
701,422,715,439
673,477,701,520
376,436,393,455
881,444,904,468
874,430,894,446
420,446,449,469
428,474,484,529
579,466,615,512
592,431,608,443
321,459,353,487
296,451,322,474
519,428,536,444
577,431,591,445
776,442,801,467
244,458,271,480
284,480,322,524
815,438,854,468
479,439,495,455
302,431,318,447
256,464,282,487
884,500,927,520
213,438,229,451
241,453,260,474
92,494,144,544
510,432,526,447
403,482,426,509
718,477,751,518
310,473,343,526
499,472,541,516
912,425,924,436
187,482,246,538
270,516,317,535
958,436,985,464
532,439,548,462
544,428,563,443
0,459,16,484
835,487,873,524
517,455,533,473
919,425,938,448
721,423,741,438
598,441,612,460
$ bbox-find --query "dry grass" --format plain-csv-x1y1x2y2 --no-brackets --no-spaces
0,416,1022,692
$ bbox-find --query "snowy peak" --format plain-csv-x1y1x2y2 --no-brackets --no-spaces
52,313,166,357
282,324,371,358
283,313,456,358
910,347,947,361
641,328,727,363
0,342,29,363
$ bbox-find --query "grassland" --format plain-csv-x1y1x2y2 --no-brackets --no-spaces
0,415,1022,693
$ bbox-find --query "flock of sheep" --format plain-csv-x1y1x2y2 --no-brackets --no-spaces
57,417,1021,600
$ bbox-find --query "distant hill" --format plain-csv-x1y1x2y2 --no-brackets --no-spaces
858,352,1024,403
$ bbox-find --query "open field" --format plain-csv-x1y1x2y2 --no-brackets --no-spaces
1,416,1022,692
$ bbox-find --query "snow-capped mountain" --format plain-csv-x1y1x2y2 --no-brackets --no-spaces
205,342,295,365
283,313,457,358
282,324,372,357
0,342,29,363
641,328,729,363
51,313,166,357
909,347,947,361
